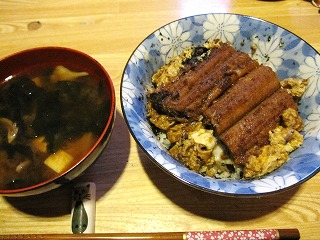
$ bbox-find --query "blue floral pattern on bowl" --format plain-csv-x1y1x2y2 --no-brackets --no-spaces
121,13,320,196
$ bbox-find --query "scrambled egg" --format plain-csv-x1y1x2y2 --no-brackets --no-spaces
166,122,238,178
151,40,223,88
282,108,303,131
244,109,304,179
147,102,175,131
281,78,309,98
151,47,193,87
190,128,216,150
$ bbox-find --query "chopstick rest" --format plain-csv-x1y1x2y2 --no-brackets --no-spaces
71,182,96,234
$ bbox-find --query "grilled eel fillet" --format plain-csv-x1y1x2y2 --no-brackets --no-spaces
204,65,281,135
219,88,298,165
148,43,259,119
148,43,299,166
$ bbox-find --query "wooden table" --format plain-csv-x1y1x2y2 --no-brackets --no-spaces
0,0,319,239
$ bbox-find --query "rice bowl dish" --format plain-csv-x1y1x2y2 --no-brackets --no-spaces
121,13,320,196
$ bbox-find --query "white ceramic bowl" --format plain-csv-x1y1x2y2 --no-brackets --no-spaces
121,13,320,196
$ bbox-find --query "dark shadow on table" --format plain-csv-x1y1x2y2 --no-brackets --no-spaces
139,149,299,222
3,110,130,217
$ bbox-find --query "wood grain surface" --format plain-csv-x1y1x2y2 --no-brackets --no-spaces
0,0,319,239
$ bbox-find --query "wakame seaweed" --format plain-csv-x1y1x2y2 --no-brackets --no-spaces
0,75,109,153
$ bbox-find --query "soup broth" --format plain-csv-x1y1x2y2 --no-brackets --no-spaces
0,65,110,190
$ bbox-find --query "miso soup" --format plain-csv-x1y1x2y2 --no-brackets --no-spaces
0,65,110,190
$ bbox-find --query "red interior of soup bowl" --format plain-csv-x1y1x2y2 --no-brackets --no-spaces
0,47,115,196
